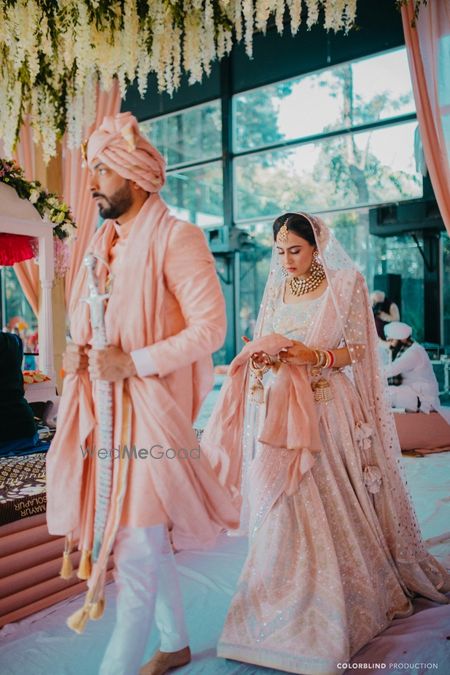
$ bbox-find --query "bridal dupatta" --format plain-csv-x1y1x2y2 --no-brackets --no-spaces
203,333,322,525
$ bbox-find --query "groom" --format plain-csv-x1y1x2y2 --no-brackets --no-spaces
46,112,238,675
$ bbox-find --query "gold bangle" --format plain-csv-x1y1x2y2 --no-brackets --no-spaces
314,349,333,369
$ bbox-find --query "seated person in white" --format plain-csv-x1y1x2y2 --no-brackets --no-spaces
384,321,440,413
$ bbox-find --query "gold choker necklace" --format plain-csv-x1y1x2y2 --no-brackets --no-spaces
288,258,326,296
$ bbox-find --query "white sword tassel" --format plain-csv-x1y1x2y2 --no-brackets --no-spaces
82,253,113,562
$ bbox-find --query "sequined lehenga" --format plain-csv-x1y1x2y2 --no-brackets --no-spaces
203,219,450,675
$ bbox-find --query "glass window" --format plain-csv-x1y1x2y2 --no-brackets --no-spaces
371,234,425,342
163,161,224,227
238,220,274,340
234,121,422,221
233,48,414,153
140,101,222,167
324,209,425,341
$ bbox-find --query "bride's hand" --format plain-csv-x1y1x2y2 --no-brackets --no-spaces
279,340,316,366
229,333,293,376
242,336,272,370
250,351,272,368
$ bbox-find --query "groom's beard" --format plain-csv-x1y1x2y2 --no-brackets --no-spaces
93,183,133,219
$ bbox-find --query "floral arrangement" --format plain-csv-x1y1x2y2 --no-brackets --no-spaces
0,158,76,241
0,0,359,162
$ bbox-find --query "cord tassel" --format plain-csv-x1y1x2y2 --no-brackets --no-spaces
89,597,105,620
59,535,74,579
59,551,73,579
77,549,92,580
66,604,90,634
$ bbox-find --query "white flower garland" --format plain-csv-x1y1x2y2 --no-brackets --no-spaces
0,0,358,161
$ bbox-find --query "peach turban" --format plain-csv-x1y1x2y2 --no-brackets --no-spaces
87,112,166,192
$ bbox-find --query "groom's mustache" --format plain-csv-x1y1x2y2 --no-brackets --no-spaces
92,191,110,202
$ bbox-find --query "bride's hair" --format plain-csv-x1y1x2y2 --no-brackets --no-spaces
273,212,316,246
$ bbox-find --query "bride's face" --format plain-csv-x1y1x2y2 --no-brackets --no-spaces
276,230,316,278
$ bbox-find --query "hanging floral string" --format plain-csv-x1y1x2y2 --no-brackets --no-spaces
0,0,359,162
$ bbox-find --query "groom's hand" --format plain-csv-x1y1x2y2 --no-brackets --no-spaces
62,343,90,374
88,345,137,381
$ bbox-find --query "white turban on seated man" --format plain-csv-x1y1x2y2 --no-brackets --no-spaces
384,321,440,413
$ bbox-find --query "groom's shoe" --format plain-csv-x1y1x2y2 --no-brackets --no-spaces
139,646,191,675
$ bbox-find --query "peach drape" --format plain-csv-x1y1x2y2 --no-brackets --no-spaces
402,0,450,234
2,81,121,314
63,81,121,304
12,122,39,315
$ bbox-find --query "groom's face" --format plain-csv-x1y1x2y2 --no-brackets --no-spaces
89,162,133,219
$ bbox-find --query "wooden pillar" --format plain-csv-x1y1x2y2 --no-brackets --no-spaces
35,142,67,388
37,231,55,381
52,277,66,393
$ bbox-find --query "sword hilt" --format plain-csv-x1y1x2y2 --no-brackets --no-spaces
81,253,112,342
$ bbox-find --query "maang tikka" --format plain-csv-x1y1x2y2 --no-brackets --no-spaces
278,220,289,243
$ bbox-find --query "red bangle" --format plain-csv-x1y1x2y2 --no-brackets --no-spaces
327,350,335,367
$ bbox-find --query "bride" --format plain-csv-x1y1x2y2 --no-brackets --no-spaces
202,212,450,675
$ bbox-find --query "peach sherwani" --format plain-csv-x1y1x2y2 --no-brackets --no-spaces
46,194,239,571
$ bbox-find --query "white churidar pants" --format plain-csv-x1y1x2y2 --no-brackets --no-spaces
99,524,189,675
388,384,420,411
